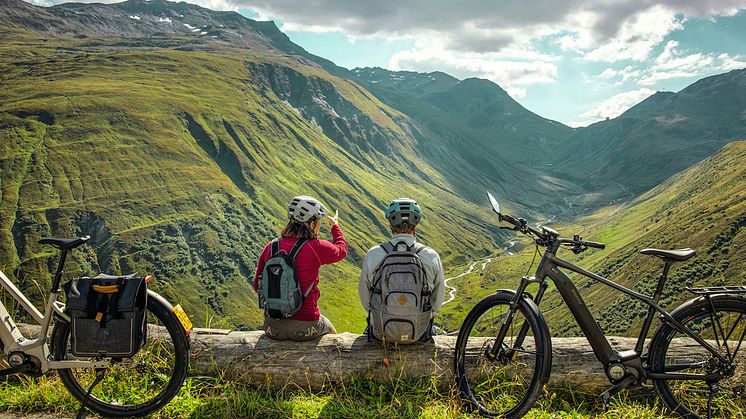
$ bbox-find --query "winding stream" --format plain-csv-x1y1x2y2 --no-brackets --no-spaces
443,261,478,305
441,238,523,307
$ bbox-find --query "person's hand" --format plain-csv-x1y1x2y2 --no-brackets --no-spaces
327,210,339,227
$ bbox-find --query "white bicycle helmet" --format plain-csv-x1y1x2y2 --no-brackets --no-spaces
288,195,329,223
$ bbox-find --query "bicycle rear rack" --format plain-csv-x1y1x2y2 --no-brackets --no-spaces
686,285,746,295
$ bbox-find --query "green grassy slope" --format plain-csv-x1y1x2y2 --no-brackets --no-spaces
0,29,509,332
439,141,746,335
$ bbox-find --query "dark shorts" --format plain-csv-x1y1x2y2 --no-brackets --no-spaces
262,315,336,342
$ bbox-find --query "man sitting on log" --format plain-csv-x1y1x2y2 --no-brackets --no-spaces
358,198,445,344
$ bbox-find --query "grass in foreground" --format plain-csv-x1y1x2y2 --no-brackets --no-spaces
0,373,672,418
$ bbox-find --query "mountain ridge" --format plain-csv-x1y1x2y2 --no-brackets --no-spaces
551,68,746,205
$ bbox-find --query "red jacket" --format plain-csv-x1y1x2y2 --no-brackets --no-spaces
253,224,347,321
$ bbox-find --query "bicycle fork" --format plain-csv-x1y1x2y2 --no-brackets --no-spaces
489,276,549,359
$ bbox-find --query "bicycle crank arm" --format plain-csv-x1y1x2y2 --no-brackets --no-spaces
0,363,33,377
600,374,636,410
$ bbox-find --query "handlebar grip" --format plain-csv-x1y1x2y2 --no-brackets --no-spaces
500,214,522,228
583,241,605,249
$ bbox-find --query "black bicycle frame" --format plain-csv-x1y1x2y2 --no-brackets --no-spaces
498,239,730,380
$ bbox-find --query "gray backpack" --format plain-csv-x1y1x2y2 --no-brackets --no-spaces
368,241,432,343
258,239,310,319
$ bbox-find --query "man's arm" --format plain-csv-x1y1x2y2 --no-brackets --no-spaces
430,253,446,314
358,253,372,311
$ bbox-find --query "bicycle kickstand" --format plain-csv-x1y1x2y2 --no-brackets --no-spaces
76,368,107,419
706,381,719,419
600,375,635,411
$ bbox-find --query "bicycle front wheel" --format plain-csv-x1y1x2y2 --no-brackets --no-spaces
52,293,190,418
454,291,551,418
649,294,746,419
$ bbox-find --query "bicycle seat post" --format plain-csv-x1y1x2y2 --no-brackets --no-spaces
51,249,69,294
634,261,672,353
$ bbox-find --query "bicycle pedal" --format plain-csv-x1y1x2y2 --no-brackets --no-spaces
599,375,635,411
600,392,611,411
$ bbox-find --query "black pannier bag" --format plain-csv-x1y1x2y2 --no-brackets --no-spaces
63,273,148,358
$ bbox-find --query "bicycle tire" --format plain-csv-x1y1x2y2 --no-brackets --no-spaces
454,291,551,418
52,292,190,418
649,294,746,419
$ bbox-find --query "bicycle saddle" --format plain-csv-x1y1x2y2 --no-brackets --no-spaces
38,236,90,250
639,247,695,262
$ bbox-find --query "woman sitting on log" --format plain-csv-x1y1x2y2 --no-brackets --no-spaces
253,195,347,341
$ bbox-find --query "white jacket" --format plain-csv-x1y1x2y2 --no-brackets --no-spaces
358,234,446,315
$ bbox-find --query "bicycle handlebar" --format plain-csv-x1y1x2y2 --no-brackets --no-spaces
499,212,605,252
582,241,606,249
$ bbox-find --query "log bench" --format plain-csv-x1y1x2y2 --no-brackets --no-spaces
15,325,742,393
189,330,744,392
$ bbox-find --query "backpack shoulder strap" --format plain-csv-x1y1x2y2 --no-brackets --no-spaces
270,239,280,257
380,242,395,254
412,243,426,254
289,239,313,298
288,239,308,261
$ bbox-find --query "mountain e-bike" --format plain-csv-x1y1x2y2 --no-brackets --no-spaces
0,236,191,417
454,193,745,418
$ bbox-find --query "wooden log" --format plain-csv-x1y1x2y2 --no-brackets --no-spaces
15,324,743,392
188,330,745,392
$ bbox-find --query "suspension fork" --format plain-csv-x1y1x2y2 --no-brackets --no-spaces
489,275,549,358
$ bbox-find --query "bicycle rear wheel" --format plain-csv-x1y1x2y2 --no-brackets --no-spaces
454,291,551,418
649,294,746,419
52,293,190,418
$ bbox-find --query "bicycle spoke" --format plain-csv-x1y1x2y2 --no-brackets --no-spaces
710,308,732,359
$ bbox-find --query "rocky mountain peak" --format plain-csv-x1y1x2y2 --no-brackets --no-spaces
4,0,297,54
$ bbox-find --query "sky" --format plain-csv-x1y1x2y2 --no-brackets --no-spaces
28,0,746,126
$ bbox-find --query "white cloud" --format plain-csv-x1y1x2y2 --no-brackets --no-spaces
583,5,685,62
565,119,600,128
389,43,559,94
579,88,656,121
599,68,618,78
639,42,743,84
719,53,746,70
506,86,527,98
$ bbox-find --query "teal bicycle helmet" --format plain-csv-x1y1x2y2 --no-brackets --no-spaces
385,198,422,227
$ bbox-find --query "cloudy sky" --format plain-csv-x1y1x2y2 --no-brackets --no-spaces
29,0,746,126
